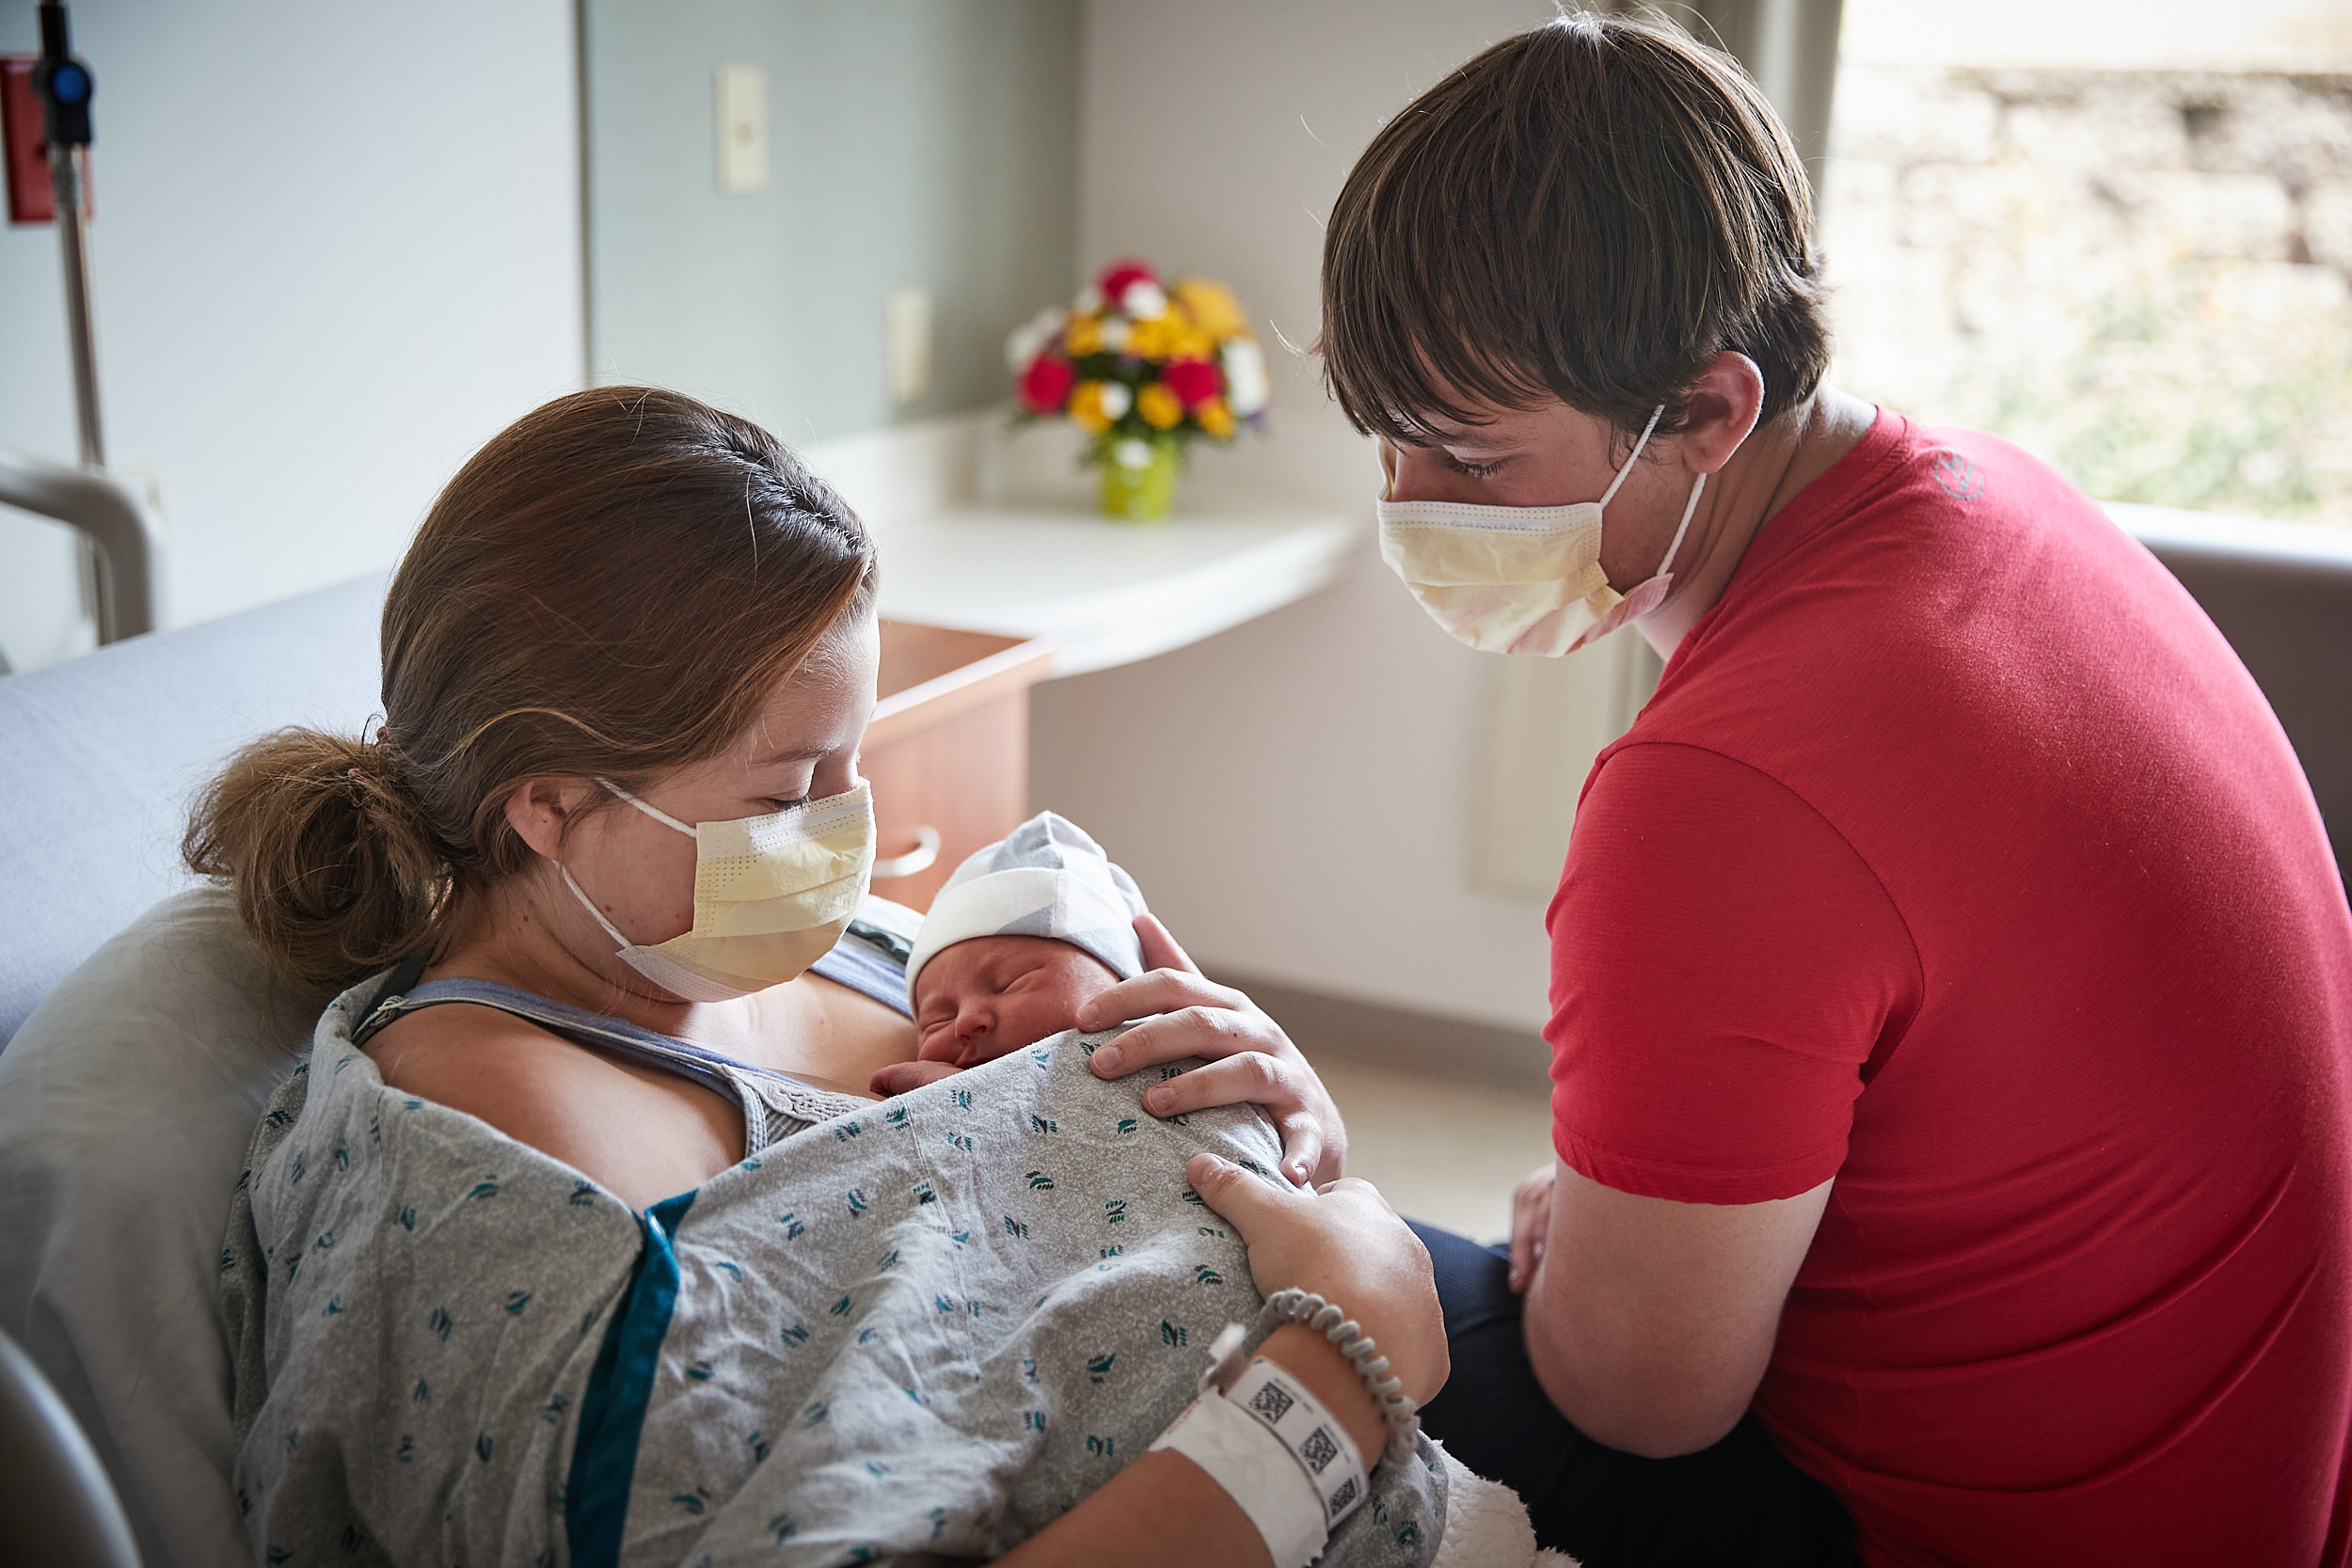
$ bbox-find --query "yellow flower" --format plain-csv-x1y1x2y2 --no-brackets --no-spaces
1136,383,1184,430
1064,314,1106,356
1125,313,1183,361
1173,278,1246,340
1168,322,1216,360
1195,398,1236,438
1069,380,1117,434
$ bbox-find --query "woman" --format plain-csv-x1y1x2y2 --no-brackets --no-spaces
192,387,1444,1566
1319,13,2352,1568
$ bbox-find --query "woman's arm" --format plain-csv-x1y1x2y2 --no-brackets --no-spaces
999,1151,1445,1567
1073,916,1348,1187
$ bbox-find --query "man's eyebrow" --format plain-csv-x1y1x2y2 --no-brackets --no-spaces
1395,417,1514,452
1431,428,1518,452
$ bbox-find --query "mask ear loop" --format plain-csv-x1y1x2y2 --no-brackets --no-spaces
561,779,699,954
1654,470,1708,578
1597,404,1668,509
560,864,639,954
599,777,699,837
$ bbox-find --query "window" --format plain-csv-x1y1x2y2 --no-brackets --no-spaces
1819,0,2352,525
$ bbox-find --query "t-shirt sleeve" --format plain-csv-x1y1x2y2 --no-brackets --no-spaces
1547,742,1920,1204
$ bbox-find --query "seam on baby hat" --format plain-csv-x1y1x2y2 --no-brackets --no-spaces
565,1188,697,1568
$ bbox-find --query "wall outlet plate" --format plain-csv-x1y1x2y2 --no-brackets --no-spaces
886,286,932,405
713,62,768,195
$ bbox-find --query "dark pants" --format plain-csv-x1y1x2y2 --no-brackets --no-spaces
1408,1222,1862,1568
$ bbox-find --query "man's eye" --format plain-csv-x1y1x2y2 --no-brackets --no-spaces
1446,454,1504,480
763,797,808,813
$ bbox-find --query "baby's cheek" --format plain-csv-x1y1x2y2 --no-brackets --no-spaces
915,1022,963,1064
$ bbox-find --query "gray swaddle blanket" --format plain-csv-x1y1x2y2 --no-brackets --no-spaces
221,979,1447,1566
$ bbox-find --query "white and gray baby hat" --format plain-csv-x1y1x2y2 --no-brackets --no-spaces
903,812,1151,1004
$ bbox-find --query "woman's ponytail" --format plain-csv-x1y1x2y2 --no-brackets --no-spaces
183,726,452,993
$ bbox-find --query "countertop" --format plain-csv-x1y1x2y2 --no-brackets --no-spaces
867,500,1361,677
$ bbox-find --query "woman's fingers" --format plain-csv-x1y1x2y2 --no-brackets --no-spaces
1185,1151,1295,1239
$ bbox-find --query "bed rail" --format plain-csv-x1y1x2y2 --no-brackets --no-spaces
0,447,161,644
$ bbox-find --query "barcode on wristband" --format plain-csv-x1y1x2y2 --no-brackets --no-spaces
1226,1359,1369,1528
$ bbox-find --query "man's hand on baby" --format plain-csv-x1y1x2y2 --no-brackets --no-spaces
1076,913,1348,1189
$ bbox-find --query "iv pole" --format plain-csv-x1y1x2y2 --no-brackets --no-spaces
34,0,102,469
0,0,160,649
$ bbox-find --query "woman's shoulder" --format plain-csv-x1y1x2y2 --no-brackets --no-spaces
360,1002,736,1206
363,1004,613,1142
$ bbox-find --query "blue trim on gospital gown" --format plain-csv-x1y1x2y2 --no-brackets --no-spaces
565,1188,697,1568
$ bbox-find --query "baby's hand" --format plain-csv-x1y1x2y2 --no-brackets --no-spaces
869,1060,964,1098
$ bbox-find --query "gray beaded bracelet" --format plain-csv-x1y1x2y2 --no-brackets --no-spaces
1249,1288,1422,1463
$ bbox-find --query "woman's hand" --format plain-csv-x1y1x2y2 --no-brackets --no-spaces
1507,1160,1557,1294
1186,1151,1448,1408
1074,914,1346,1187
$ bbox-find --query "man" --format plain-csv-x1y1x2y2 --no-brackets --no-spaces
1318,13,2352,1566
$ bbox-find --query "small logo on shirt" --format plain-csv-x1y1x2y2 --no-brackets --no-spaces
1931,450,1987,500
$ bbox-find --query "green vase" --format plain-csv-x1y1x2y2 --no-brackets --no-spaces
1098,437,1180,521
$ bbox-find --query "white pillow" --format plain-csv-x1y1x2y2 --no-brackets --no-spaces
0,886,323,1568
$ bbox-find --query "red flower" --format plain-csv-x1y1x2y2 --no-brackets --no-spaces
1095,258,1158,302
1162,357,1222,407
1018,354,1077,413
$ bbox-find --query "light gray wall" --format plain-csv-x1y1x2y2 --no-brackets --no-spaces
584,0,1080,447
1031,0,1572,1033
0,0,585,674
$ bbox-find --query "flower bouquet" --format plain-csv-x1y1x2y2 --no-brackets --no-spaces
1007,258,1270,521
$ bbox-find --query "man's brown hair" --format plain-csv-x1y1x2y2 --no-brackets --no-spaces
1320,9,1831,445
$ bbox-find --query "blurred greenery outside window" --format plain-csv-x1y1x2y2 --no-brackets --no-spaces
1819,0,2352,526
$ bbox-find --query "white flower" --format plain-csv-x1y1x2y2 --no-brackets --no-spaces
1074,284,1104,314
1097,381,1134,420
1120,279,1168,321
1099,316,1133,352
1221,337,1270,416
1113,438,1154,469
1004,307,1067,372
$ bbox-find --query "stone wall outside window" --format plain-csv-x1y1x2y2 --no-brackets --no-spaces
1820,64,2352,526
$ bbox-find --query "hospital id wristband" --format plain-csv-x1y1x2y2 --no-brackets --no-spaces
1225,1356,1370,1533
1150,1393,1328,1568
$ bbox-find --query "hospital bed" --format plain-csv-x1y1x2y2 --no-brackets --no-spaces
1,507,2345,1566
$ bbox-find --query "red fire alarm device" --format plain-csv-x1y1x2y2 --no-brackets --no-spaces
5,55,54,223
4,53,91,226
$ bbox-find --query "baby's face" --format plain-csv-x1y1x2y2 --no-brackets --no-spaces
914,936,1120,1068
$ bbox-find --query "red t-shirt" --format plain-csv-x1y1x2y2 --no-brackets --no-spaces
1548,410,2352,1566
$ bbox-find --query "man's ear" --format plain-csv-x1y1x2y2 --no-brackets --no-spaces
502,777,593,862
1678,351,1766,474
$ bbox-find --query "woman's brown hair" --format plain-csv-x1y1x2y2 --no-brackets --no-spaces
183,386,877,993
1319,9,1832,445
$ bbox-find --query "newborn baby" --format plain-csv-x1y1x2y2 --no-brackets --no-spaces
869,813,1149,1098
